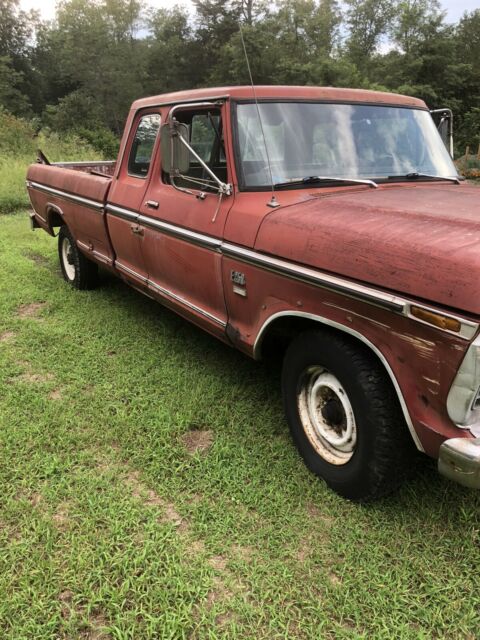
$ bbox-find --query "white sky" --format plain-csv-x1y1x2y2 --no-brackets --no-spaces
19,0,193,21
19,0,480,24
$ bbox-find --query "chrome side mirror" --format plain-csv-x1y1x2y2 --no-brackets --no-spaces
431,108,454,158
160,121,191,175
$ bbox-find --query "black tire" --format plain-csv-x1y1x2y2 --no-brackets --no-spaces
58,225,98,290
281,330,414,501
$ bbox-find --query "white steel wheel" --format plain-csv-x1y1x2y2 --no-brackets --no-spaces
61,235,76,281
57,225,98,290
282,330,415,501
297,366,357,465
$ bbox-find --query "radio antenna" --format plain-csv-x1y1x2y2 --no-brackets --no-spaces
238,22,280,208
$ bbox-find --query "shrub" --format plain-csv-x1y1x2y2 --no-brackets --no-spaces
0,110,103,214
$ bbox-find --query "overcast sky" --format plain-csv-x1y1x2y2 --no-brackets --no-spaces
19,0,480,25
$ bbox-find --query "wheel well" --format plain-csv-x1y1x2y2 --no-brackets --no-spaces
255,312,422,451
46,207,64,234
258,314,384,368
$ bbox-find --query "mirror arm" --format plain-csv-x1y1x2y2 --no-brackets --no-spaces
176,131,232,196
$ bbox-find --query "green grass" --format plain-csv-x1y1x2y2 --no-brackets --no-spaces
0,212,479,639
0,111,103,214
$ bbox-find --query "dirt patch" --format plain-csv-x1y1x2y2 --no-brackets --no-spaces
125,471,184,528
24,251,50,268
231,544,254,562
29,492,43,508
16,371,54,383
187,539,206,557
207,576,234,607
9,360,54,385
49,389,63,400
83,612,111,640
328,571,342,586
296,538,310,563
16,302,47,318
0,331,15,342
208,555,227,571
58,589,74,619
307,502,335,527
52,503,70,530
182,429,213,455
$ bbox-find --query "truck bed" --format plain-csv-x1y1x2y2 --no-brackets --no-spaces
27,162,115,265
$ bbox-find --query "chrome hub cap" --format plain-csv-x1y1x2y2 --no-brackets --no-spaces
62,237,75,281
297,366,357,465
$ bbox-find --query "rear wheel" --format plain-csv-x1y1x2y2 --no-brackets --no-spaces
282,330,414,501
58,225,98,290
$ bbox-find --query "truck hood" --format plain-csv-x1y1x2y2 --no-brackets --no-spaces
254,183,480,316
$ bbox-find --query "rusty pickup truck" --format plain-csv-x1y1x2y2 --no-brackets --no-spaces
26,85,480,501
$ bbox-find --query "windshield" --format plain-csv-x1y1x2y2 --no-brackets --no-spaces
235,102,458,188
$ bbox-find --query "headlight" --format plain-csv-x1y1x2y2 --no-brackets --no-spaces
447,336,480,427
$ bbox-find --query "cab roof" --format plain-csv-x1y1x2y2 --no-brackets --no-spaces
131,85,427,111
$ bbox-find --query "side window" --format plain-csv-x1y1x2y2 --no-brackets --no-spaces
166,109,227,191
190,113,221,163
128,113,161,177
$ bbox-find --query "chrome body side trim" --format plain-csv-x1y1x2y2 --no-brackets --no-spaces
27,180,104,212
52,160,116,168
222,242,406,313
137,214,222,251
105,204,139,222
27,180,478,339
77,240,112,266
115,261,226,326
253,310,424,451
116,261,148,283
148,280,226,326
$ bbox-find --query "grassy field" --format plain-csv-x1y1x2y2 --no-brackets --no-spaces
0,212,479,639
0,112,103,214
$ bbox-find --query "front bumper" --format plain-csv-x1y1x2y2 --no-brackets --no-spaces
438,437,480,489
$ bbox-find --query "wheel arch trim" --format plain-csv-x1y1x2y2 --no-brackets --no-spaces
253,310,424,451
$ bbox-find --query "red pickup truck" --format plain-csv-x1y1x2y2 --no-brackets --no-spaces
26,85,480,501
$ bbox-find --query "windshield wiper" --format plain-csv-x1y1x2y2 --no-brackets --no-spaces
387,172,461,184
274,176,378,189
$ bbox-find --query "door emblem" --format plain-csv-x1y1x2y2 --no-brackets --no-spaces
231,270,246,286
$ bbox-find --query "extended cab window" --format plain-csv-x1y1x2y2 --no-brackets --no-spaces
165,109,227,191
128,113,161,177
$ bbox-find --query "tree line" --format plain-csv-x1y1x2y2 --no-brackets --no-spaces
1,0,479,156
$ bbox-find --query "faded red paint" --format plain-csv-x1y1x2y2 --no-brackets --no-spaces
26,86,480,463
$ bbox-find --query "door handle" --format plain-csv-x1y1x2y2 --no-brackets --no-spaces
145,200,159,209
130,224,144,236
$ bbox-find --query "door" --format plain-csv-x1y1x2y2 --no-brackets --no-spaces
140,104,234,337
107,110,161,286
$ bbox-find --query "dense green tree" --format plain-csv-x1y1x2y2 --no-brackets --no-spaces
0,0,478,152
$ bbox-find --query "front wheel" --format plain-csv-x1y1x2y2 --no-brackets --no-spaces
282,330,414,501
58,225,98,290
